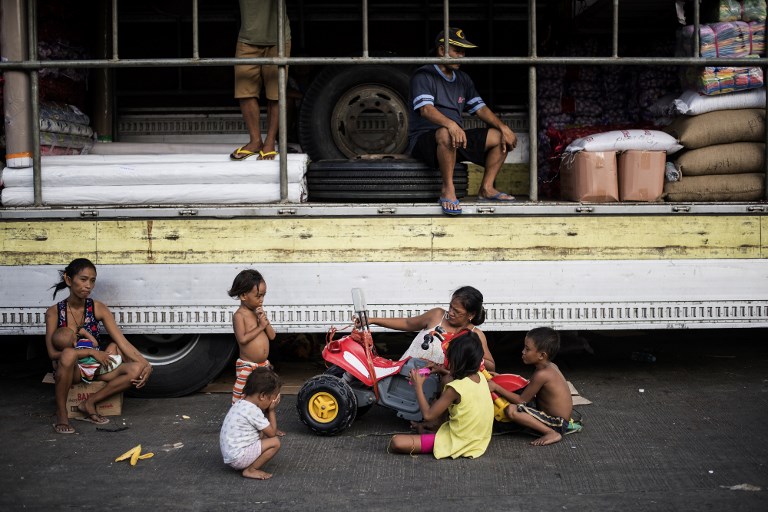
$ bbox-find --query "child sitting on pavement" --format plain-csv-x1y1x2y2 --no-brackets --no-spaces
488,326,581,446
389,331,494,458
228,269,277,405
219,367,282,480
51,326,122,384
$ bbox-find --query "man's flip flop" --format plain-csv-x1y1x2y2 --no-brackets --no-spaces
258,150,278,160
53,423,76,434
439,197,462,215
229,146,258,161
477,192,515,202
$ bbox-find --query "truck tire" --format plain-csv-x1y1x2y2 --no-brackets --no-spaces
125,333,236,398
299,65,411,160
307,159,468,201
297,374,358,435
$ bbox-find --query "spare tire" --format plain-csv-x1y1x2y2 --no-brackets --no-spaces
299,65,411,160
307,159,468,202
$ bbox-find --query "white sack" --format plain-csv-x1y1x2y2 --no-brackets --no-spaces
673,87,766,115
565,129,683,154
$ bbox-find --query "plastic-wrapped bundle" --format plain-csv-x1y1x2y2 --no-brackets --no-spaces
665,162,681,182
38,132,95,152
39,118,93,137
677,21,765,57
682,65,764,94
704,0,767,22
39,102,90,125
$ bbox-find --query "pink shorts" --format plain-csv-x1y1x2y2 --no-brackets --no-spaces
420,433,436,454
227,440,263,470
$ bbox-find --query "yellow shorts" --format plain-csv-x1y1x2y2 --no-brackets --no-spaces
234,40,291,100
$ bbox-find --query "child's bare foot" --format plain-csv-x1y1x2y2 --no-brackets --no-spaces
276,429,286,437
409,420,438,433
242,468,272,480
531,431,562,446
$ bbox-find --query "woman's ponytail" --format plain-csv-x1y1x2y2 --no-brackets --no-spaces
50,258,96,299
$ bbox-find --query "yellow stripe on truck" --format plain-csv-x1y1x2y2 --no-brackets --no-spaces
0,215,764,266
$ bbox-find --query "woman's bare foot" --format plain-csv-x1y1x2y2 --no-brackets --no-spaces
242,468,272,480
76,402,109,424
531,431,562,446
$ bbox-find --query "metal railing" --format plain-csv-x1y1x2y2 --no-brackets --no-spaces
1,0,767,205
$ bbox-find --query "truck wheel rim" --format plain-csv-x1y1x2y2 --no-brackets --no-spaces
307,391,339,423
331,84,408,158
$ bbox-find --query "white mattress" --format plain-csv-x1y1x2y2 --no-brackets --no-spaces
0,153,308,206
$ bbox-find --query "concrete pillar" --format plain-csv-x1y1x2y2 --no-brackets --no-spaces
1,0,33,168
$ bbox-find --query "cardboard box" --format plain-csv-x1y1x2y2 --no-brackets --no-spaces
559,151,619,202
43,373,123,418
618,150,666,201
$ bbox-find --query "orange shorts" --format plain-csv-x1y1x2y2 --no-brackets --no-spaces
234,40,291,100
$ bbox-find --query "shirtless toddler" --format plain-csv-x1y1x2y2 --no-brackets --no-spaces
228,269,277,405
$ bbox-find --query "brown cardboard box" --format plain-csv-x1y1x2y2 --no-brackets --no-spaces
42,373,123,418
559,151,619,202
618,150,666,201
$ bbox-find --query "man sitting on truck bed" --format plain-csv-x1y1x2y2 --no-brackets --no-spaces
408,28,518,215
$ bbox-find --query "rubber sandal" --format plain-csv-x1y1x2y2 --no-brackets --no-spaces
477,192,515,202
229,146,258,161
258,150,278,160
75,413,110,425
438,197,462,215
53,423,76,434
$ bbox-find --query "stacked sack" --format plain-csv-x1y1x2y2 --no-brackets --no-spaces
662,107,765,200
658,1,767,201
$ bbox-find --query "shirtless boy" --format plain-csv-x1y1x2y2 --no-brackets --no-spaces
488,327,575,446
227,269,277,405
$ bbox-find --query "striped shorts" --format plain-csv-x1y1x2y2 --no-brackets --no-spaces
232,358,272,404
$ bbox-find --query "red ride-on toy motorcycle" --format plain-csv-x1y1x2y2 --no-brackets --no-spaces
296,289,529,435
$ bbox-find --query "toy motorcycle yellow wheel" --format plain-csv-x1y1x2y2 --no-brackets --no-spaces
297,374,357,436
307,391,339,423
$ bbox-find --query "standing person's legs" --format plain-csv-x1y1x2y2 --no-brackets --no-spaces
259,41,291,160
232,42,267,160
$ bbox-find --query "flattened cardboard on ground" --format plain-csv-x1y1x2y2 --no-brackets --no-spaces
201,365,593,405
618,150,665,201
569,381,592,406
42,372,123,418
559,151,619,202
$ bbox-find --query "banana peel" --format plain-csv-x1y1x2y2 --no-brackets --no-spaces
115,444,154,466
